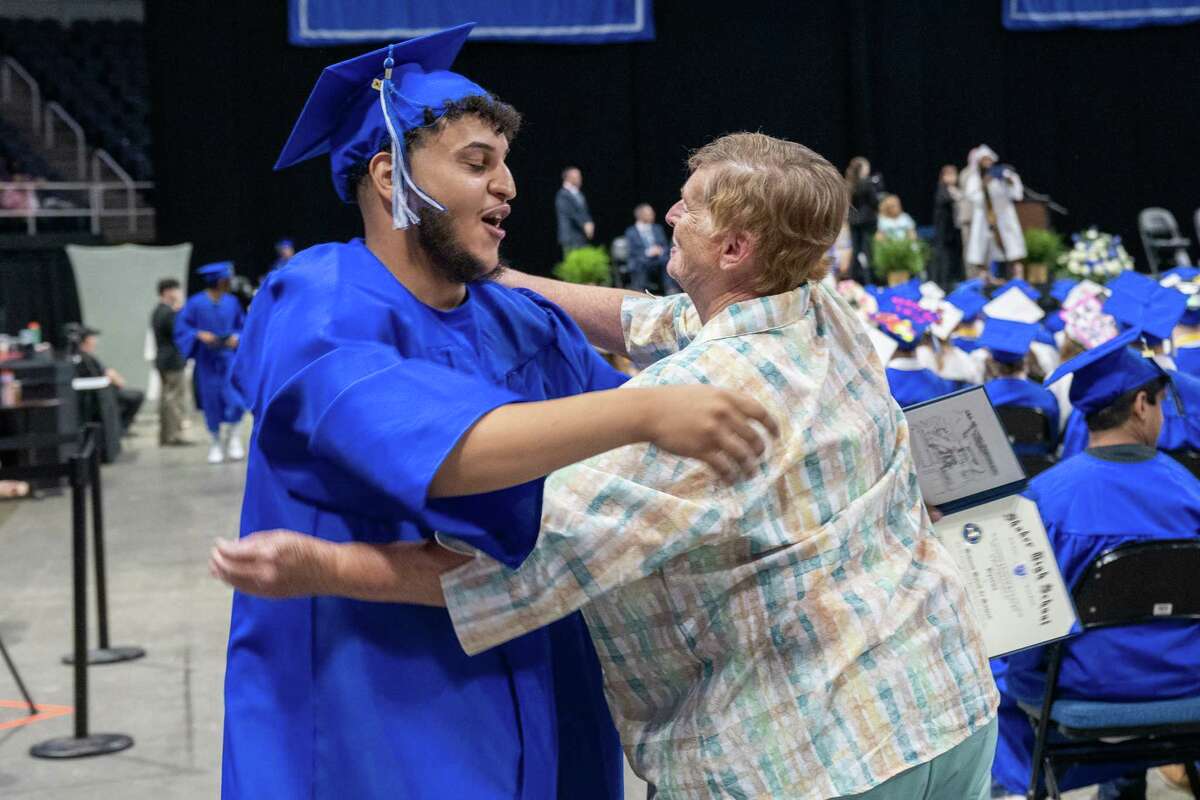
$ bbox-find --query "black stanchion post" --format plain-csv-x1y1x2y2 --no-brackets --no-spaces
30,434,133,759
61,428,144,666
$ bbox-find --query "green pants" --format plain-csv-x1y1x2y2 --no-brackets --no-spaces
836,718,998,800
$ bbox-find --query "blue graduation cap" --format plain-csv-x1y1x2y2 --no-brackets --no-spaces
1050,278,1078,303
999,277,1040,301
274,23,485,227
978,319,1038,364
1043,310,1065,334
957,277,987,294
1104,282,1186,342
1043,327,1167,416
946,286,987,323
1105,270,1157,303
196,261,233,284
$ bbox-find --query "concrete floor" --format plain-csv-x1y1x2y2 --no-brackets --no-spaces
0,413,649,799
0,412,1188,799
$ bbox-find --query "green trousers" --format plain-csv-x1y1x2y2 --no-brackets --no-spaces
836,718,998,800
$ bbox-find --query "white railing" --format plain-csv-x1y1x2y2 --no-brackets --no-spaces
44,101,87,179
0,180,154,236
0,56,41,127
91,149,141,233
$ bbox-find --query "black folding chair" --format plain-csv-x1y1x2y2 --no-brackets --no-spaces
1168,450,1200,481
1020,539,1200,799
995,405,1058,477
1139,207,1191,276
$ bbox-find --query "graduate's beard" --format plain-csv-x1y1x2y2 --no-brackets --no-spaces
417,208,497,284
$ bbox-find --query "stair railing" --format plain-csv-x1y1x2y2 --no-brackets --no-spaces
0,56,41,129
44,101,88,180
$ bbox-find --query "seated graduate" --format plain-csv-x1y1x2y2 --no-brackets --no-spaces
872,291,963,407
991,327,1200,796
918,285,988,385
977,318,1058,454
1161,266,1200,377
1060,281,1200,459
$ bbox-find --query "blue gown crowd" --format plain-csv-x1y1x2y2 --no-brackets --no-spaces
837,267,1200,797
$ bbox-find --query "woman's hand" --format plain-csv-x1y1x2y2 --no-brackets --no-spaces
640,385,779,483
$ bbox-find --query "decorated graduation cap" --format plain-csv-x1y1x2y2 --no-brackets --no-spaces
998,277,1040,301
978,319,1038,364
1043,327,1167,416
1050,278,1079,303
196,261,234,284
1159,266,1200,326
871,291,940,352
983,285,1045,324
274,23,484,228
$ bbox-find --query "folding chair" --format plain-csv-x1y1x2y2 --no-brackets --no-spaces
996,405,1057,477
1139,208,1191,276
1168,450,1200,482
1019,539,1200,799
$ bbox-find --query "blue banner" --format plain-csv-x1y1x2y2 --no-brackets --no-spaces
289,0,654,45
1003,0,1200,30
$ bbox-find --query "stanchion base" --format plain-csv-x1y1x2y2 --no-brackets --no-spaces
30,733,133,759
61,646,146,666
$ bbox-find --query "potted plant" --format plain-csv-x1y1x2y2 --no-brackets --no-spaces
1056,227,1134,284
872,238,928,286
553,245,612,286
1022,228,1063,285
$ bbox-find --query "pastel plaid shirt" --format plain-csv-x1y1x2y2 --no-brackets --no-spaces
442,284,998,799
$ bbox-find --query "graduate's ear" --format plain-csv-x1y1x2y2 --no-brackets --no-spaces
365,150,394,206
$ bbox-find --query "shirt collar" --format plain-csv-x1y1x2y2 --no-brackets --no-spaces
693,285,811,345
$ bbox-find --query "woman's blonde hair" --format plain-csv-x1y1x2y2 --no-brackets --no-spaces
687,133,848,294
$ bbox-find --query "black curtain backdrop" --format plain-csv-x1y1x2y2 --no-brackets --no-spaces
145,0,1200,285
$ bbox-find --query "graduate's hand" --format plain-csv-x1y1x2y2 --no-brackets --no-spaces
196,330,218,346
210,530,331,598
225,334,239,349
643,386,779,483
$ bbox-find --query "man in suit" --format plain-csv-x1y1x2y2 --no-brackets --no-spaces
622,203,673,293
555,166,593,257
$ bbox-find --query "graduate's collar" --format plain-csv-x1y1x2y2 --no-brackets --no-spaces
888,356,925,371
693,284,811,345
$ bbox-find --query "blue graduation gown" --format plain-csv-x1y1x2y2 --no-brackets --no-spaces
1174,345,1200,378
991,448,1200,793
885,362,961,408
1059,368,1200,459
223,240,626,800
985,377,1059,454
174,291,246,434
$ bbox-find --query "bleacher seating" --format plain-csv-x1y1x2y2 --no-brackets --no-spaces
0,17,152,180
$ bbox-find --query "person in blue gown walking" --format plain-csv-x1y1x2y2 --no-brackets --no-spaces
978,318,1058,454
174,260,246,464
992,328,1200,797
219,24,773,800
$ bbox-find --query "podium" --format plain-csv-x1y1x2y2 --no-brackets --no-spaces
1015,199,1050,232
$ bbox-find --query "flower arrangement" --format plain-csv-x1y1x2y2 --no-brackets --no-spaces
1056,228,1134,282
